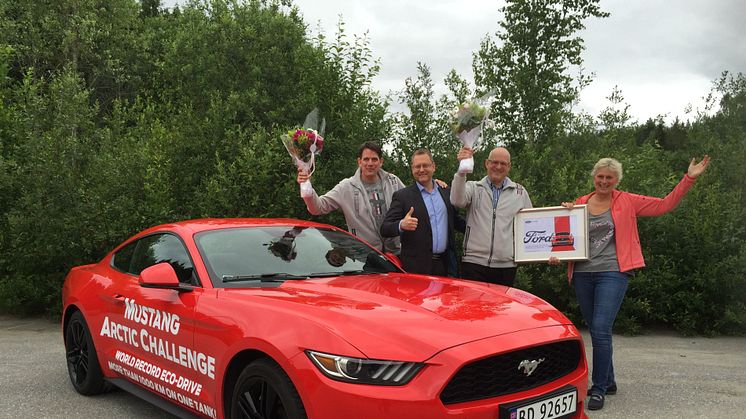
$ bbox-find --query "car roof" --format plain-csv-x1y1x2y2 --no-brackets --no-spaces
123,219,338,243
155,218,333,234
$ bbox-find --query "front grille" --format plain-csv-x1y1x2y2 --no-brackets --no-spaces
440,340,581,405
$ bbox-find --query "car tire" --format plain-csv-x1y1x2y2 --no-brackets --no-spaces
230,358,307,419
65,311,110,395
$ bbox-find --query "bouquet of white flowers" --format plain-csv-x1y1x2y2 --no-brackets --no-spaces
281,108,325,197
450,98,490,173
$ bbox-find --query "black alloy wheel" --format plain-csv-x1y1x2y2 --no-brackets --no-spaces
231,359,306,419
65,311,108,395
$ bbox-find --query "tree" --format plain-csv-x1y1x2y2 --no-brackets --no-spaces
0,0,155,111
597,85,632,131
473,0,608,147
386,64,470,179
0,0,393,315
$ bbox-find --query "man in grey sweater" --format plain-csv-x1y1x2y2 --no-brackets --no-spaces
297,142,404,253
450,146,532,287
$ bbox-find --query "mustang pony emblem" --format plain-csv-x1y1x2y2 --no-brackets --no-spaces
518,358,545,376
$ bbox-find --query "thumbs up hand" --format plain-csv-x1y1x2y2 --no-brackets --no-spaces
400,207,418,231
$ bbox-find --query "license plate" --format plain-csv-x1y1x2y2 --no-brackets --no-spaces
502,388,577,419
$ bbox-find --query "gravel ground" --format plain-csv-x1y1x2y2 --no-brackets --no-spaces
1,315,744,418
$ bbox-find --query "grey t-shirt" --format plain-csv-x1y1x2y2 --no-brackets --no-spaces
363,180,387,233
575,209,620,273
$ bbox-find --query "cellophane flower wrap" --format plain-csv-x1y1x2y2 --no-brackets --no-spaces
450,98,490,173
281,108,325,197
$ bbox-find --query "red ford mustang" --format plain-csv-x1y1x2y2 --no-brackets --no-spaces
62,218,588,419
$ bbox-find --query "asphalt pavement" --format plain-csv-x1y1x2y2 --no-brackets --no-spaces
1,315,744,418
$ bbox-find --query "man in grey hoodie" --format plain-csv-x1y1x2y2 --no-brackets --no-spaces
450,146,533,287
297,142,405,253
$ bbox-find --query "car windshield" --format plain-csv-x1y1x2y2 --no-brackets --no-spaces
195,226,401,287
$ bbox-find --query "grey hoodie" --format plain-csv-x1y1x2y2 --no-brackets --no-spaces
451,174,532,267
303,168,404,253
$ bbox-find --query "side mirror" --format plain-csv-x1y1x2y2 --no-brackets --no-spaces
139,262,192,292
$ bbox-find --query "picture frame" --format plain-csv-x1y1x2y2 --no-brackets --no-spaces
513,205,589,263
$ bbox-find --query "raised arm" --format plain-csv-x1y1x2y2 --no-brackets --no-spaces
450,147,475,208
634,155,711,217
299,169,342,215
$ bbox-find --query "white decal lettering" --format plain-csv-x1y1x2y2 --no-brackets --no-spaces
123,298,181,336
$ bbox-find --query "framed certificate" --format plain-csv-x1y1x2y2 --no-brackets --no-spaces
514,205,589,263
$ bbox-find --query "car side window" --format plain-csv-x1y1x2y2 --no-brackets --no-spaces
128,234,197,285
112,240,137,273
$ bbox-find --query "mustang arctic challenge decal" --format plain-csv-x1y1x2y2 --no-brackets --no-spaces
99,298,216,379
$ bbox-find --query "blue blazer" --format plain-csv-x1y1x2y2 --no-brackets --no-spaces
380,183,465,275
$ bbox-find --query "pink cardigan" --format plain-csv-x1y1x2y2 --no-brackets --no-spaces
567,174,697,280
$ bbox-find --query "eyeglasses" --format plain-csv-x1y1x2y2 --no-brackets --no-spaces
412,163,433,170
486,159,510,167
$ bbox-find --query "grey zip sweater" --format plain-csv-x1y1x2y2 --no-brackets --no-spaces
303,168,404,253
450,174,532,267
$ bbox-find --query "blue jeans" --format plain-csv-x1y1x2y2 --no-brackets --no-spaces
572,271,629,396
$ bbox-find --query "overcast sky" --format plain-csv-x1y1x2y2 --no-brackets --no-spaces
167,0,746,123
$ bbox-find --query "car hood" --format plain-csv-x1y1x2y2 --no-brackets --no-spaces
224,273,574,361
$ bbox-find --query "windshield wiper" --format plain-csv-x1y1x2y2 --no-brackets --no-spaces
222,273,308,283
307,270,370,278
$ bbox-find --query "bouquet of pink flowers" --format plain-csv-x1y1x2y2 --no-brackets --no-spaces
281,108,325,197
450,97,491,173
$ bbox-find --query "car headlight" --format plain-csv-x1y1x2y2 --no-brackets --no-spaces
305,350,424,386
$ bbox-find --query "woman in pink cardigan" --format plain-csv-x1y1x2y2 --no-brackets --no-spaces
551,155,710,411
